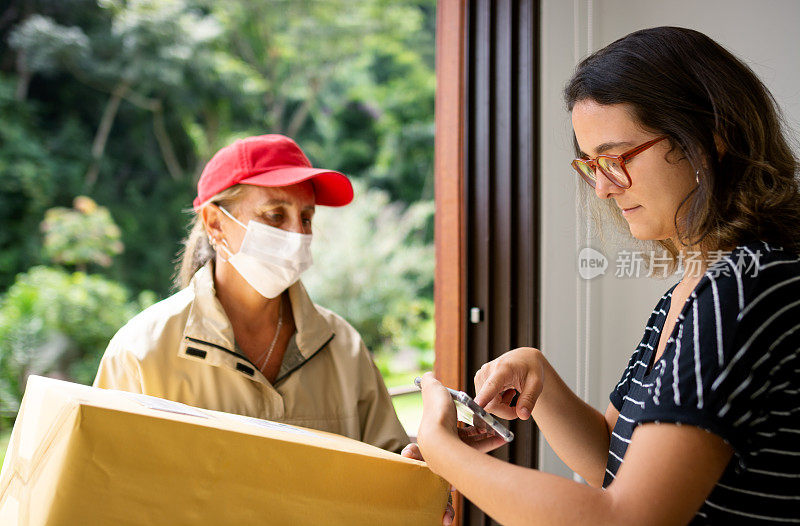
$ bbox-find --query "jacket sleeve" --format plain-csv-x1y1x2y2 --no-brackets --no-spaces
93,334,145,394
355,341,410,453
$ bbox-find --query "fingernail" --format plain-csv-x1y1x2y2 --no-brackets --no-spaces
519,407,531,419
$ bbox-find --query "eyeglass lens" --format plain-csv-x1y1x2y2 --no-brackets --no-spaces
574,158,629,188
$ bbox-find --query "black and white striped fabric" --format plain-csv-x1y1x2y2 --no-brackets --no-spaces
605,242,800,524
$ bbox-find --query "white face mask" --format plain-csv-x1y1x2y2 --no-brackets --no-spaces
216,206,313,299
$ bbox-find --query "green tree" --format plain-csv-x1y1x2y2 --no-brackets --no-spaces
0,194,154,430
0,74,89,290
8,2,223,185
2,0,436,297
0,1,437,407
207,0,436,202
303,181,433,355
0,266,152,431
41,196,124,270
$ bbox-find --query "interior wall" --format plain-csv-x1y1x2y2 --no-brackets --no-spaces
539,0,800,479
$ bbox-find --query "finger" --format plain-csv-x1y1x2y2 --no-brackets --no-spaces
473,363,490,393
457,425,490,440
420,372,456,425
515,373,543,420
401,443,423,461
473,372,506,407
455,424,507,453
481,391,506,413
457,426,476,438
500,388,517,406
463,433,508,454
483,399,519,421
475,367,521,419
420,372,450,404
443,503,454,526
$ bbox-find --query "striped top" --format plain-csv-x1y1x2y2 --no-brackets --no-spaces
605,242,800,524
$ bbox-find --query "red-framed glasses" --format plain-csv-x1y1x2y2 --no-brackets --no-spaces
571,136,668,189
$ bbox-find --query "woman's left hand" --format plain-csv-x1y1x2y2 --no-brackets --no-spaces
415,373,507,469
416,372,459,456
406,373,508,525
403,374,461,526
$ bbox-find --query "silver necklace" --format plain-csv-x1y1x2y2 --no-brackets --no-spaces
254,298,284,371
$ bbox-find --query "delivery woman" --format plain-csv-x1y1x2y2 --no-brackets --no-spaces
409,27,800,524
94,134,409,453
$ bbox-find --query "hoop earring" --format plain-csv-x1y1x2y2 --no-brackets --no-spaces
695,169,700,184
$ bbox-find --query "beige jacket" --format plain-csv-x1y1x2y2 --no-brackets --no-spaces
93,263,409,453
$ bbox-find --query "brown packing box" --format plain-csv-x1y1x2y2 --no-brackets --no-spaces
0,376,448,525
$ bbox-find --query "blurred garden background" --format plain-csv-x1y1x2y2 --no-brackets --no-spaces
0,0,436,460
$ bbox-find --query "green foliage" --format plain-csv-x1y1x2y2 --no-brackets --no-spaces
41,196,124,269
303,181,434,361
8,14,91,74
0,0,436,428
0,266,146,430
2,0,435,297
0,75,89,290
0,430,10,469
382,297,435,367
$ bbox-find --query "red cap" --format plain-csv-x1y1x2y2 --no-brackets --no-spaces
193,134,353,209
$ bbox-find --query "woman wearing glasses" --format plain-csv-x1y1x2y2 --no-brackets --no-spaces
408,27,800,524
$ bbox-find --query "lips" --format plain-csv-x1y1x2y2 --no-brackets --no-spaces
620,205,641,215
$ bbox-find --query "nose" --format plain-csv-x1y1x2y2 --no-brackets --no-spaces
593,170,624,200
282,212,312,235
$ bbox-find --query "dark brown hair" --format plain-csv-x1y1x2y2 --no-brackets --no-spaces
565,26,800,264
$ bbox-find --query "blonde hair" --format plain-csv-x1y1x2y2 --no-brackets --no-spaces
174,185,248,289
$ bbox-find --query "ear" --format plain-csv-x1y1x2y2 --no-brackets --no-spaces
200,205,224,246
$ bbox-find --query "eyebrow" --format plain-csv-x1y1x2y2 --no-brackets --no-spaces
256,200,315,213
580,140,635,157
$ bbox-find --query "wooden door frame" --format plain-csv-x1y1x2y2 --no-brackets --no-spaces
434,0,466,523
434,0,466,394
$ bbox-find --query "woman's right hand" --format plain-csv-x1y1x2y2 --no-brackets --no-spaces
473,347,545,421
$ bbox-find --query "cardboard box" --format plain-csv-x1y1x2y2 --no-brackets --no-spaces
0,376,448,525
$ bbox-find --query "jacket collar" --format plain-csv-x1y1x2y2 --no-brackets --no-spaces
182,262,334,361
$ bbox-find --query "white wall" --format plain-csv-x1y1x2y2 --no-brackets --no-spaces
539,0,800,479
